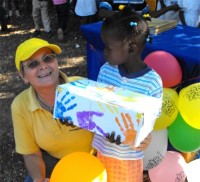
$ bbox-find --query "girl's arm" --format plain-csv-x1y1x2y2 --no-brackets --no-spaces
131,133,152,151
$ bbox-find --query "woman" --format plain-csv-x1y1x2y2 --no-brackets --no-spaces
11,38,94,182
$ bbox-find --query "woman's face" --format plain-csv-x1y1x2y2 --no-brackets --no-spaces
20,47,59,89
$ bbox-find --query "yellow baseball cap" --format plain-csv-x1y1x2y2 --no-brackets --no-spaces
15,38,62,71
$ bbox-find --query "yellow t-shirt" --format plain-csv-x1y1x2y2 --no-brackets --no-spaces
11,72,94,159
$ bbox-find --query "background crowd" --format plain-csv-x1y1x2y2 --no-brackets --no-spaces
0,0,199,38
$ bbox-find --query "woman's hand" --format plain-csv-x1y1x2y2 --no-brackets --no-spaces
131,133,152,151
33,178,49,182
59,117,75,127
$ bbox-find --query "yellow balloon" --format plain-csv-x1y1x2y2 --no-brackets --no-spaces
179,83,200,129
154,88,179,130
50,152,107,182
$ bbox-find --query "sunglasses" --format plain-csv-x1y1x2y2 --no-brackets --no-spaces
23,53,56,70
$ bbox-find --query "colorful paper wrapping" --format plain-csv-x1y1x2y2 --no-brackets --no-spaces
53,79,161,147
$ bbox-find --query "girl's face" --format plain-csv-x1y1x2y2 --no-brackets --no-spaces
20,47,59,89
102,33,131,66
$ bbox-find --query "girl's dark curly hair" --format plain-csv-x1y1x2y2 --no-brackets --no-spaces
101,6,149,47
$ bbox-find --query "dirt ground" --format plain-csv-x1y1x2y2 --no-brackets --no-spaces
0,7,89,181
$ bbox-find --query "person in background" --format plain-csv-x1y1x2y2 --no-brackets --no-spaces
22,0,32,17
97,0,149,20
32,0,53,37
52,0,70,41
7,0,20,18
92,6,163,182
0,1,9,32
75,0,98,24
156,0,200,27
148,0,179,18
97,0,180,21
11,38,95,182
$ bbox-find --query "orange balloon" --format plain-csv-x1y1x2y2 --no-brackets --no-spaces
50,152,107,182
144,51,182,88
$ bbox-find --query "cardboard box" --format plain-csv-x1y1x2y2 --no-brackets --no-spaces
53,79,161,147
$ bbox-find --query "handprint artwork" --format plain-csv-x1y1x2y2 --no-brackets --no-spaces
76,111,106,136
115,113,143,146
55,86,107,136
54,79,159,146
55,89,77,121
54,88,142,146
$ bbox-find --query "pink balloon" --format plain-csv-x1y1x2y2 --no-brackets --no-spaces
148,151,187,182
144,51,182,88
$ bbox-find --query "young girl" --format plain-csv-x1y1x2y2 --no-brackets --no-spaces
92,6,163,182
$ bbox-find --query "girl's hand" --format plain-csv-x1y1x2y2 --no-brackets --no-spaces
131,133,152,151
106,131,121,145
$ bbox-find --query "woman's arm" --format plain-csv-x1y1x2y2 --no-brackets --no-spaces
23,150,49,182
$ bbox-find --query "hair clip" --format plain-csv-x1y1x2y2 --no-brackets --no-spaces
130,22,138,27
146,36,152,44
143,14,150,18
143,14,151,21
119,5,125,10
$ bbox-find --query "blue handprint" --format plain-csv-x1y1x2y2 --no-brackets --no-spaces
76,111,106,136
55,91,77,120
